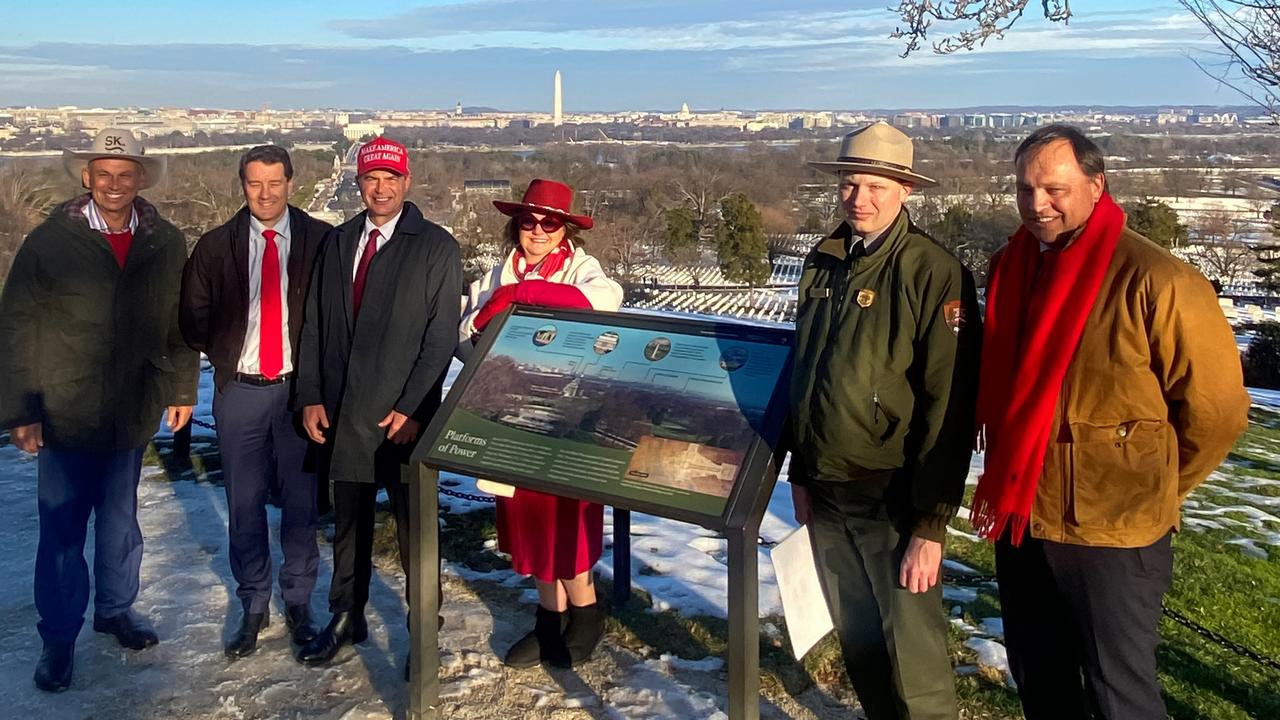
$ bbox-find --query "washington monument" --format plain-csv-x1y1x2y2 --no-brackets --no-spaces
553,70,563,127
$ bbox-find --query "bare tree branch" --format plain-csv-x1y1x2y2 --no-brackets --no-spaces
1180,0,1280,120
892,0,1072,57
890,0,1278,120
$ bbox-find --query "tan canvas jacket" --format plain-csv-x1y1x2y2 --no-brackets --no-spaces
1005,227,1251,548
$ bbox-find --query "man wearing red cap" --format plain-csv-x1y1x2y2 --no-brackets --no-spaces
294,137,461,671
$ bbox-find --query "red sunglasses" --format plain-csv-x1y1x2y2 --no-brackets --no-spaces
517,213,565,233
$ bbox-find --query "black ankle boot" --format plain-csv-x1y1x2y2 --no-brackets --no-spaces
224,612,269,659
564,603,606,666
33,641,74,692
503,606,568,669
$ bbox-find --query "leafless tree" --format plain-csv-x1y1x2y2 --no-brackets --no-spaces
892,0,1279,120
0,165,58,282
1190,210,1256,284
892,0,1073,56
1181,0,1280,120
589,213,657,288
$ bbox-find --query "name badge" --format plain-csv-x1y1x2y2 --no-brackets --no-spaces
809,288,832,299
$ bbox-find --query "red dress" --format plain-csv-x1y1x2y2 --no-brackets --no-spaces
468,244,611,582
497,491,604,582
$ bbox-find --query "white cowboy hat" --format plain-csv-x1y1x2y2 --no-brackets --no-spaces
62,128,166,189
808,121,937,188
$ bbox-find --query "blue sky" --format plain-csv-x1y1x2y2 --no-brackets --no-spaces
0,0,1249,111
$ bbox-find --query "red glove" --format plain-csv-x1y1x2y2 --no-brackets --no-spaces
513,279,591,309
472,284,519,333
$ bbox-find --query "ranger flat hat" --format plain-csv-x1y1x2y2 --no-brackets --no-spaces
808,121,936,187
62,128,166,189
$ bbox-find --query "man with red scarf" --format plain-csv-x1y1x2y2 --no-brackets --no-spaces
973,125,1249,720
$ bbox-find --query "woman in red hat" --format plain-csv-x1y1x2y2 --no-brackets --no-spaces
459,178,623,669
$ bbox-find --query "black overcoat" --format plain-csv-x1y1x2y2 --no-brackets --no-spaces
295,202,462,483
0,194,199,450
179,205,332,391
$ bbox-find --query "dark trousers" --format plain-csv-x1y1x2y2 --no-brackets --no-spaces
328,448,412,614
808,480,957,720
996,532,1173,720
214,380,319,613
35,447,145,645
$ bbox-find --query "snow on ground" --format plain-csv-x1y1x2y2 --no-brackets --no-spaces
1248,387,1280,411
0,359,860,719
0,442,839,719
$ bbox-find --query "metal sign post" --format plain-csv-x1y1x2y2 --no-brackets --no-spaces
727,520,763,720
408,464,441,720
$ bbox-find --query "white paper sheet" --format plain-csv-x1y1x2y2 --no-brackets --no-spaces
769,524,835,660
475,479,516,497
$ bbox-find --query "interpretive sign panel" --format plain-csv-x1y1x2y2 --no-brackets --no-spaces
418,306,793,529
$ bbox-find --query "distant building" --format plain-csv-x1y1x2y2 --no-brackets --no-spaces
342,122,384,141
463,179,511,196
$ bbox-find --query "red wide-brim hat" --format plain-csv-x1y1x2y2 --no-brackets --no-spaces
493,178,594,229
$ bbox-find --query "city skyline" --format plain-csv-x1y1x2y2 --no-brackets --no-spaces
0,0,1252,110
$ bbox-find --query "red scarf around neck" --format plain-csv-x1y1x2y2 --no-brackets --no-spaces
511,239,573,282
971,193,1126,545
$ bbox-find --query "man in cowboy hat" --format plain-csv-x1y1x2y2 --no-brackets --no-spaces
973,125,1247,720
784,121,980,719
180,145,333,659
294,136,461,673
0,128,198,692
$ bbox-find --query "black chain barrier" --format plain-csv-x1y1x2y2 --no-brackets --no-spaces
438,485,497,504
942,571,1280,674
1161,604,1280,673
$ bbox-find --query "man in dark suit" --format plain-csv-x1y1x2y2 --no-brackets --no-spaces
294,136,461,672
180,145,333,658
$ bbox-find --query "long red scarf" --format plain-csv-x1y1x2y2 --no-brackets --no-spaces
971,193,1126,544
511,239,573,281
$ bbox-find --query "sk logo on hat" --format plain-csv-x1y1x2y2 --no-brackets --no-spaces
856,289,876,308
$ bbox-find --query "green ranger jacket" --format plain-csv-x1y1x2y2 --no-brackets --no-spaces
788,210,981,541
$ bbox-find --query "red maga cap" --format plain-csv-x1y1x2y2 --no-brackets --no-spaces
357,136,409,176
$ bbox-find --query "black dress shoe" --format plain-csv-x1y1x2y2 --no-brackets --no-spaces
33,642,74,693
93,610,159,650
224,612,269,659
285,605,317,645
296,611,367,666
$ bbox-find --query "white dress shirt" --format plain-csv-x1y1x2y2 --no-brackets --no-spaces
84,199,138,234
353,208,403,281
238,213,293,375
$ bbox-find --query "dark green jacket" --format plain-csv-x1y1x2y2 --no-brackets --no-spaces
788,210,980,541
0,194,199,450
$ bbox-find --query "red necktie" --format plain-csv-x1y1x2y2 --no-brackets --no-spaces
353,228,380,317
259,229,284,379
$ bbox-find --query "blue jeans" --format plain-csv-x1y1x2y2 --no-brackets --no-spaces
35,447,145,644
